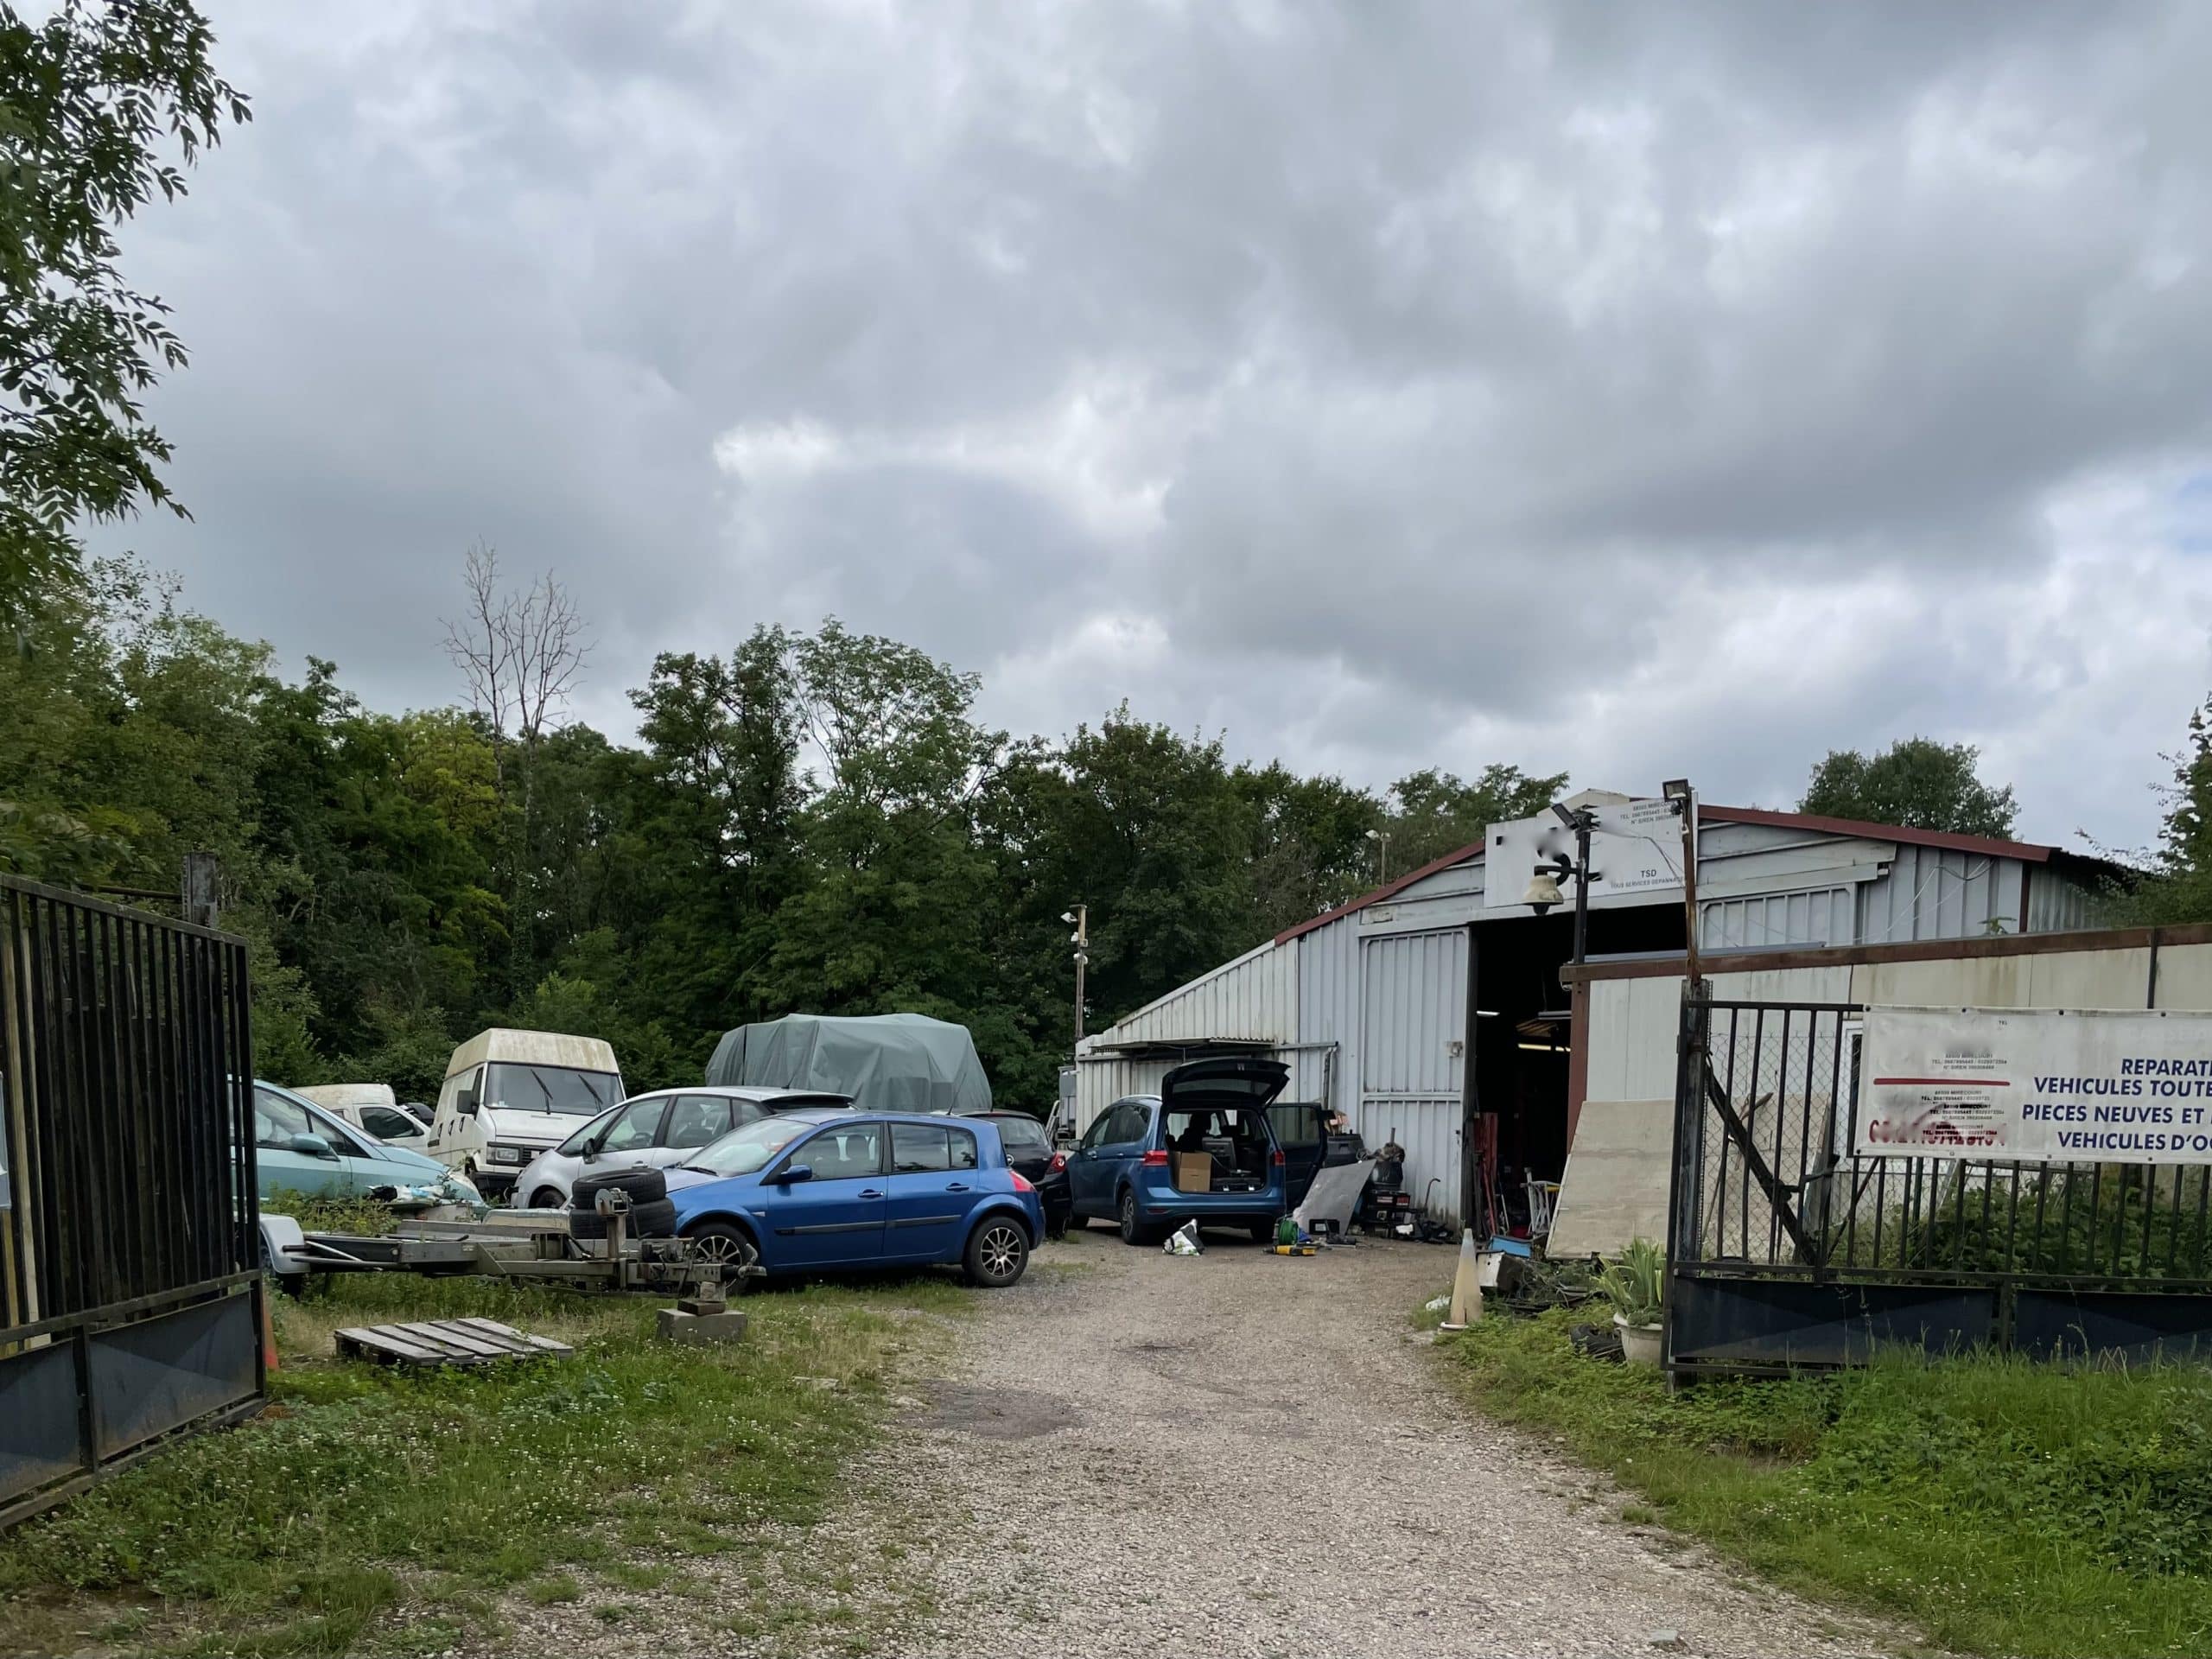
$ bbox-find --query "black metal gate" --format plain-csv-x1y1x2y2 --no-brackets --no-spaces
1667,996,2212,1375
0,874,264,1529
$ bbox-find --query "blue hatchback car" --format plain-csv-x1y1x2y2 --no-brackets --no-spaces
664,1109,1045,1288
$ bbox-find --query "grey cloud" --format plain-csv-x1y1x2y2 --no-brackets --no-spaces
89,0,2212,849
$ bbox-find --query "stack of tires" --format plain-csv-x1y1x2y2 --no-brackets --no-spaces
568,1164,677,1240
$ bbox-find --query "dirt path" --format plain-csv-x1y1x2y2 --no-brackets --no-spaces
860,1227,1908,1659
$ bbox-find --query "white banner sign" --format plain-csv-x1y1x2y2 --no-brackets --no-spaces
1858,1006,2212,1165
1482,797,1688,910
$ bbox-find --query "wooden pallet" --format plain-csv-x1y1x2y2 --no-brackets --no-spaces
333,1317,573,1370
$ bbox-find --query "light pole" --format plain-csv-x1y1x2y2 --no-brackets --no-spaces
1061,906,1090,1051
1663,779,1699,988
1522,804,1600,969
1364,827,1392,886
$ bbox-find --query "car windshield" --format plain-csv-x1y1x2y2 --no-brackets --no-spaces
557,1103,624,1155
484,1063,622,1116
682,1116,814,1178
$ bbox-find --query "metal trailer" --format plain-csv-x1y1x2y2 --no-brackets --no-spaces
281,1208,761,1294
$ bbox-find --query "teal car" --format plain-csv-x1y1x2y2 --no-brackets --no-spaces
254,1079,478,1200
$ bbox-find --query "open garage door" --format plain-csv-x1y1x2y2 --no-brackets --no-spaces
1358,929,1467,1221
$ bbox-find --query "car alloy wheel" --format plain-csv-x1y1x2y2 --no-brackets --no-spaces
684,1224,760,1276
977,1224,1024,1282
1120,1189,1142,1245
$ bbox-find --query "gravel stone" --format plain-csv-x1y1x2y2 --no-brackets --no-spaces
471,1230,1920,1657
868,1229,1916,1659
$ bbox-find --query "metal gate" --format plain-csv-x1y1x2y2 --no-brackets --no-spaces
1667,996,2212,1374
1,874,264,1528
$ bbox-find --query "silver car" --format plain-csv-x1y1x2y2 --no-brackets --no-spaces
509,1085,852,1210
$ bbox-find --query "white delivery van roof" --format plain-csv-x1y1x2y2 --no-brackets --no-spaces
445,1027,620,1081
294,1083,397,1112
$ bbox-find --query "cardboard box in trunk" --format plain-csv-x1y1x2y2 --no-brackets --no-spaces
1172,1152,1213,1193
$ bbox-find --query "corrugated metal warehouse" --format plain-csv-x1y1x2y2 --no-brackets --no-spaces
1074,791,2126,1231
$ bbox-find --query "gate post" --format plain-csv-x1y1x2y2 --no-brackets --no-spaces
1662,976,1712,1382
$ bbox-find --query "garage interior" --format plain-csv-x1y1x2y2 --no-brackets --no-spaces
1465,904,1684,1240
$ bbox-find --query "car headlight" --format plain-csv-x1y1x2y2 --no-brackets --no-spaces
487,1145,526,1166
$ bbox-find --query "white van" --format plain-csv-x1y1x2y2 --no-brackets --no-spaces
294,1083,431,1154
428,1029,625,1199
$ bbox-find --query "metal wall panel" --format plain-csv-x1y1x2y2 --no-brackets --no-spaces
1359,931,1467,1094
1073,1056,1173,1133
1357,929,1468,1219
1699,887,1853,952
1857,845,2020,942
1298,910,1360,1116
1090,939,1294,1047
2026,871,2111,933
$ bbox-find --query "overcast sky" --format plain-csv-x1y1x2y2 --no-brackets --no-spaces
97,0,2212,852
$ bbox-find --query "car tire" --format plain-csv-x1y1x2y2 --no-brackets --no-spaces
569,1196,677,1241
570,1165,669,1209
529,1186,565,1211
963,1216,1030,1287
1118,1188,1149,1247
683,1221,760,1287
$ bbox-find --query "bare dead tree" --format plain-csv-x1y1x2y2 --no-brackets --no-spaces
442,539,591,800
441,540,590,992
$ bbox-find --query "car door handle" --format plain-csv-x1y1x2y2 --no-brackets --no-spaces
945,1182,969,1192
860,1189,885,1199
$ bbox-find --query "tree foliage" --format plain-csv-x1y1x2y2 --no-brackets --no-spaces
0,0,248,613
2120,697,2212,925
1800,737,2019,840
0,552,1578,1108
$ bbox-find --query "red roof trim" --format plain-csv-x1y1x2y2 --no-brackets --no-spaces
1269,804,2064,946
1697,804,2054,865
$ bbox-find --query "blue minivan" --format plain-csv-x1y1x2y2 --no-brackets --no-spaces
1066,1058,1325,1244
664,1109,1045,1287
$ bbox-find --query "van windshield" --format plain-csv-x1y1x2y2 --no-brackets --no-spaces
484,1063,622,1117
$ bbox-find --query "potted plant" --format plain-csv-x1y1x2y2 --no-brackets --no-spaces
1597,1236,1665,1366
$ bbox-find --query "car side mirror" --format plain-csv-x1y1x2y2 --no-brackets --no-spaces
775,1163,814,1185
289,1133,340,1160
455,1095,479,1117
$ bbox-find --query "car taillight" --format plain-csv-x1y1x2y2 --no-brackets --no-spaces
1048,1152,1066,1173
1011,1171,1035,1192
1139,1149,1169,1166
1271,1147,1285,1167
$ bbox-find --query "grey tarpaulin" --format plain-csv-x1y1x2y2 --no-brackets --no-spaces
704,1013,992,1114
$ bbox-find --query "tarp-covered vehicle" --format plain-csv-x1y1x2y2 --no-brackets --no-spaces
705,1013,991,1115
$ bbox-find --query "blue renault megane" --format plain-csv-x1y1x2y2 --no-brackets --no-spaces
664,1109,1044,1287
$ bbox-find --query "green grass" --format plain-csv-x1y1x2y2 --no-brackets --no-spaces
1438,1308,2212,1657
0,1270,969,1656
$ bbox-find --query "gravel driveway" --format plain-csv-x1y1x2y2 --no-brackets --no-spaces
870,1227,1910,1659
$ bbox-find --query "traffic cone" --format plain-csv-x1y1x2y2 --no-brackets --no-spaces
1440,1227,1484,1332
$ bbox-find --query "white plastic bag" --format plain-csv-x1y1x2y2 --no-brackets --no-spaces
1163,1220,1204,1255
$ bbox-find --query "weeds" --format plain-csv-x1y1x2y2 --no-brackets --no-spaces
0,1270,969,1656
1440,1307,2212,1657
